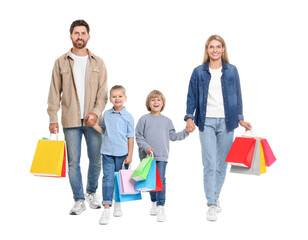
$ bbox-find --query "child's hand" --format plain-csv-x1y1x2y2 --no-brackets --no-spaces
85,113,97,126
146,147,154,155
124,155,132,165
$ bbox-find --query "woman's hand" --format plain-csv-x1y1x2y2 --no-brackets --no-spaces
239,120,252,131
186,118,196,133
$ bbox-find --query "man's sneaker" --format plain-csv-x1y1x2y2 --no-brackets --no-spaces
157,206,166,222
216,198,221,213
150,202,157,216
99,208,111,225
86,193,101,209
207,205,217,221
113,202,122,217
69,200,86,215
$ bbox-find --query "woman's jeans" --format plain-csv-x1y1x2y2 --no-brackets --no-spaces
199,118,234,206
63,120,102,201
102,154,128,206
150,161,167,206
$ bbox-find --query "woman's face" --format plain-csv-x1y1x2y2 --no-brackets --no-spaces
206,39,225,61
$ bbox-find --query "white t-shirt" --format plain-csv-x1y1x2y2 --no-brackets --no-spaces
71,53,88,118
206,67,225,118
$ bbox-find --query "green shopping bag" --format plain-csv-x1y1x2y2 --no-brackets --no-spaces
131,155,153,181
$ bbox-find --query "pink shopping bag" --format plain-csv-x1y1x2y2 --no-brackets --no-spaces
119,168,140,195
260,138,276,167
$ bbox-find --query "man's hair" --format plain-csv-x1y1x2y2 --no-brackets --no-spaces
70,20,90,34
110,85,126,95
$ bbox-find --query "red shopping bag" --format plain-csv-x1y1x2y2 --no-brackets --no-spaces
150,165,163,192
260,138,276,167
225,137,256,168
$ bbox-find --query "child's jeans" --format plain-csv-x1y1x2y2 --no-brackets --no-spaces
102,154,128,206
150,161,168,206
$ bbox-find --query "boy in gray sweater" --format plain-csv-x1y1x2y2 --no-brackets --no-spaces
135,90,192,222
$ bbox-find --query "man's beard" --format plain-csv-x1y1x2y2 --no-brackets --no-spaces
72,39,88,49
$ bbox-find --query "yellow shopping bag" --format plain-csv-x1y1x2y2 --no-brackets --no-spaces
30,136,66,177
259,140,267,174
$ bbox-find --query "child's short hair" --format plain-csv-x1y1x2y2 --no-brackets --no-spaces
110,85,126,95
146,90,166,112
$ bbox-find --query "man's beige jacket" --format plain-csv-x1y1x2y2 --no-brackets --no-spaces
47,50,108,128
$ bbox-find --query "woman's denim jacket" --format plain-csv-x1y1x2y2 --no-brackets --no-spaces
185,60,244,132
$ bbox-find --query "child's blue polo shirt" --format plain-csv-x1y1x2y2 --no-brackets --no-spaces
100,107,134,156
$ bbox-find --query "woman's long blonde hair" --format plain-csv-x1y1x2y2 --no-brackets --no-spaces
202,35,230,64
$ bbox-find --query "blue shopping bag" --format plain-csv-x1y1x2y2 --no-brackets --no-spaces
134,160,156,192
114,172,142,202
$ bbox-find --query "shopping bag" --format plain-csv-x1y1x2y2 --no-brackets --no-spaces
119,164,140,195
260,138,276,167
225,137,256,168
150,165,164,192
131,155,153,181
259,140,267,174
114,172,142,202
135,160,156,192
230,139,261,176
30,134,66,177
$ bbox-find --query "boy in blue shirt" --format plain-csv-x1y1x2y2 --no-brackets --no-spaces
93,85,134,225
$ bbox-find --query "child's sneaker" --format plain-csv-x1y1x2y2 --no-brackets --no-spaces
69,200,86,215
85,193,101,209
99,208,111,225
157,206,166,222
206,205,217,221
113,202,122,217
150,202,157,216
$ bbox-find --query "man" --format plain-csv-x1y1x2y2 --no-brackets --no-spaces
47,20,108,215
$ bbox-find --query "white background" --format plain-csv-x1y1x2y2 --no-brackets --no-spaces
1,0,308,239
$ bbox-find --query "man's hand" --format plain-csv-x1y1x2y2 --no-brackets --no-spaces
49,123,59,134
85,113,98,127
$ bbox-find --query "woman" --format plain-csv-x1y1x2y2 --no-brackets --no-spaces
185,35,251,221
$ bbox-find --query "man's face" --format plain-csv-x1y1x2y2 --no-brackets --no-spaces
70,26,90,49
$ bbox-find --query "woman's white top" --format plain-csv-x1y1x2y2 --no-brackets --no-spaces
206,67,225,118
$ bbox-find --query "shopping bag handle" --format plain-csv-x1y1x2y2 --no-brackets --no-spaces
242,128,257,138
49,129,59,141
122,163,131,170
147,151,154,158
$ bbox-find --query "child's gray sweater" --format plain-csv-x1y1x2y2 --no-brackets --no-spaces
135,114,188,162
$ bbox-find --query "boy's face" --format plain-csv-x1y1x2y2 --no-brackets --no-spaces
149,97,163,113
110,89,127,109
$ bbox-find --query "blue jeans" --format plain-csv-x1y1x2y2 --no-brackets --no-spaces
63,120,102,201
102,154,128,206
150,161,167,206
199,118,234,206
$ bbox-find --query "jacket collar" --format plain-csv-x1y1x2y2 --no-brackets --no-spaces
203,59,228,72
65,49,96,60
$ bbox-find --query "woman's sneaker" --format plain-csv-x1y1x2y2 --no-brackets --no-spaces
150,202,157,216
99,208,111,225
69,200,86,215
216,198,221,213
157,206,166,222
206,205,217,221
85,193,101,209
